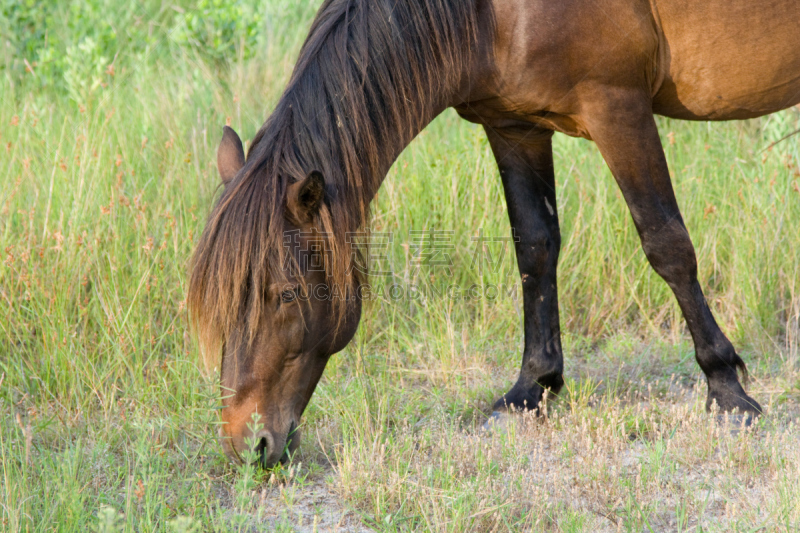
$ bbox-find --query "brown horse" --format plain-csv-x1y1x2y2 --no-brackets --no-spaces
189,0,800,466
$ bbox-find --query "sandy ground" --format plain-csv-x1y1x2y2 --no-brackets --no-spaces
229,478,375,532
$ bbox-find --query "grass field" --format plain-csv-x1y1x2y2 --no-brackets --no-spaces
2,1,800,531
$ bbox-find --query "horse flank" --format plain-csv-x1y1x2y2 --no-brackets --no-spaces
188,0,479,369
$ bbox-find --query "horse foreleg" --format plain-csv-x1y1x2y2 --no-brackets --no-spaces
584,93,762,418
485,128,564,413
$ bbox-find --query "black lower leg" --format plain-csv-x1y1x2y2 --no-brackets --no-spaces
485,128,564,413
640,219,761,414
672,274,761,414
585,98,761,417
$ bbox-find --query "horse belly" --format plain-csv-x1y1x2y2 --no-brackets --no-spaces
653,0,800,120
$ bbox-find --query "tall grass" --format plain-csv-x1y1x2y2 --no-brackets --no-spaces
1,1,799,530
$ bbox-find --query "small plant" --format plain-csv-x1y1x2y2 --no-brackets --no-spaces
94,506,123,533
170,0,263,61
63,37,110,104
233,410,265,509
564,376,601,415
168,516,201,533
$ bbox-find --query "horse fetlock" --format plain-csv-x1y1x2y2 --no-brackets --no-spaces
522,359,564,391
696,347,746,384
541,371,565,395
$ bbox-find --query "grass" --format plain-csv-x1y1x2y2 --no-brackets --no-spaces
2,1,800,531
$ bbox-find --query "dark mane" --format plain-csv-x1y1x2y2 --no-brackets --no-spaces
188,0,478,367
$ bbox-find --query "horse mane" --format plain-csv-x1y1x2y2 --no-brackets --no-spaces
188,0,478,369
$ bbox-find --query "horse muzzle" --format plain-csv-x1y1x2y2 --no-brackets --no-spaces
219,421,300,468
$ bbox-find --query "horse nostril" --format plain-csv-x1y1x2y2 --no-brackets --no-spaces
280,421,299,463
252,430,275,467
254,436,268,455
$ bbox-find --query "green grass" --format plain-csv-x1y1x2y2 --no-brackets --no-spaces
2,1,800,531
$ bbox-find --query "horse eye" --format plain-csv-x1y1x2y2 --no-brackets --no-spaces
280,289,297,303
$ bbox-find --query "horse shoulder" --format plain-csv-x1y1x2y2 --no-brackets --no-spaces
465,0,661,138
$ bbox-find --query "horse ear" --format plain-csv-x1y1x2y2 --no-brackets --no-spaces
217,126,245,185
286,170,325,224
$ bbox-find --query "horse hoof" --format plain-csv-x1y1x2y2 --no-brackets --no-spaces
715,411,760,434
481,411,510,433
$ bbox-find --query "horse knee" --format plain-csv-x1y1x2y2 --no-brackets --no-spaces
640,219,697,284
517,233,559,279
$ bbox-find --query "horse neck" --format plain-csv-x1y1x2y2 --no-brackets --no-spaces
372,99,451,185
277,0,478,212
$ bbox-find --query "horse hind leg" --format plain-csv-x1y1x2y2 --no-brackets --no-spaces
485,128,564,414
584,92,762,419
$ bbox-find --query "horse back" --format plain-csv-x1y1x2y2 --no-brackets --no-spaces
462,0,800,134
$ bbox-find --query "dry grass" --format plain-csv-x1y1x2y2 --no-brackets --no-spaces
312,353,800,532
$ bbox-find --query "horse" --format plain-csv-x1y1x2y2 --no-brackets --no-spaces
188,0,800,467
